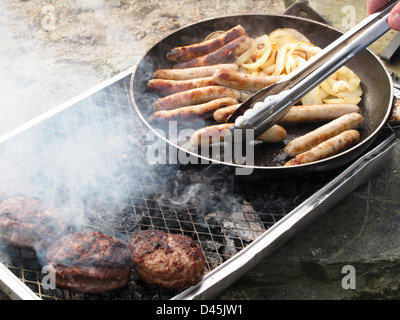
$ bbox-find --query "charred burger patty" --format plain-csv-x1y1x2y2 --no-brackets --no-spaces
0,197,68,251
129,229,206,291
46,231,132,293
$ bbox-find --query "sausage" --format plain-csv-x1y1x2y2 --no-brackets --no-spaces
284,112,364,157
283,130,360,166
213,104,241,123
256,125,287,143
190,123,233,146
390,98,400,122
153,86,242,111
147,77,218,96
190,123,287,147
214,103,360,124
166,25,248,62
279,104,361,124
213,68,285,92
153,64,239,80
174,36,253,69
149,98,239,122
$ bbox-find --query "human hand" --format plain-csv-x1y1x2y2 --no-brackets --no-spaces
367,0,400,30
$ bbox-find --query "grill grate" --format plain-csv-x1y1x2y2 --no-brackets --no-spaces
0,74,382,300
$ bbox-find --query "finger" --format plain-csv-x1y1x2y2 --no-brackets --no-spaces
388,2,400,31
367,0,389,14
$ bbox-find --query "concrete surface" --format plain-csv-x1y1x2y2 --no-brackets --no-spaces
1,0,400,300
219,142,400,300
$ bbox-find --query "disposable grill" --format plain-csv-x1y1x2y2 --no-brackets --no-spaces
0,70,397,300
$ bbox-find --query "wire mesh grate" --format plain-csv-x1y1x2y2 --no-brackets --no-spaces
0,74,355,300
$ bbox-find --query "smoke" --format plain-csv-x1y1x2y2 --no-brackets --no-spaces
0,0,153,236
0,0,280,275
0,88,149,263
0,1,186,266
158,164,240,215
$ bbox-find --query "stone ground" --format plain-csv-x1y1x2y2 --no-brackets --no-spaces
2,0,400,301
0,0,284,135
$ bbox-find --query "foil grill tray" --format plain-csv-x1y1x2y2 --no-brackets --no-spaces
0,72,397,300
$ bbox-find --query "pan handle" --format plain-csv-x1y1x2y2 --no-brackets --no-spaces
283,2,329,24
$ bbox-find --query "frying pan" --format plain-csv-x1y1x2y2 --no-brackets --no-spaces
130,13,393,177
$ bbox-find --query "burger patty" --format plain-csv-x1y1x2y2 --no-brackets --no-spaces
46,231,132,293
129,229,206,291
0,197,68,251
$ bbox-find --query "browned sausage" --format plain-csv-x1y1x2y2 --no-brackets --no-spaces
147,77,218,96
190,123,287,147
166,25,248,62
153,64,239,80
149,98,239,122
213,104,241,123
213,68,285,92
190,123,232,147
283,130,360,166
214,103,360,124
153,86,242,111
256,125,287,143
390,98,400,122
174,36,253,69
284,113,364,157
279,104,361,124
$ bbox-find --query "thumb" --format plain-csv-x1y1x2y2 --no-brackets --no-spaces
388,3,400,31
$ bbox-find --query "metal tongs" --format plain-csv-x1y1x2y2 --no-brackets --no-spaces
228,0,399,138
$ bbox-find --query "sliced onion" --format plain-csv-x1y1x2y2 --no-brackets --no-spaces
285,53,296,74
233,28,362,107
260,48,277,70
297,43,322,56
332,80,357,93
203,30,226,41
323,97,362,104
236,38,256,66
319,87,330,100
338,87,363,99
293,55,306,67
273,45,288,75
320,77,337,96
282,28,311,42
301,86,323,105
262,64,276,75
242,35,272,70
269,28,311,42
